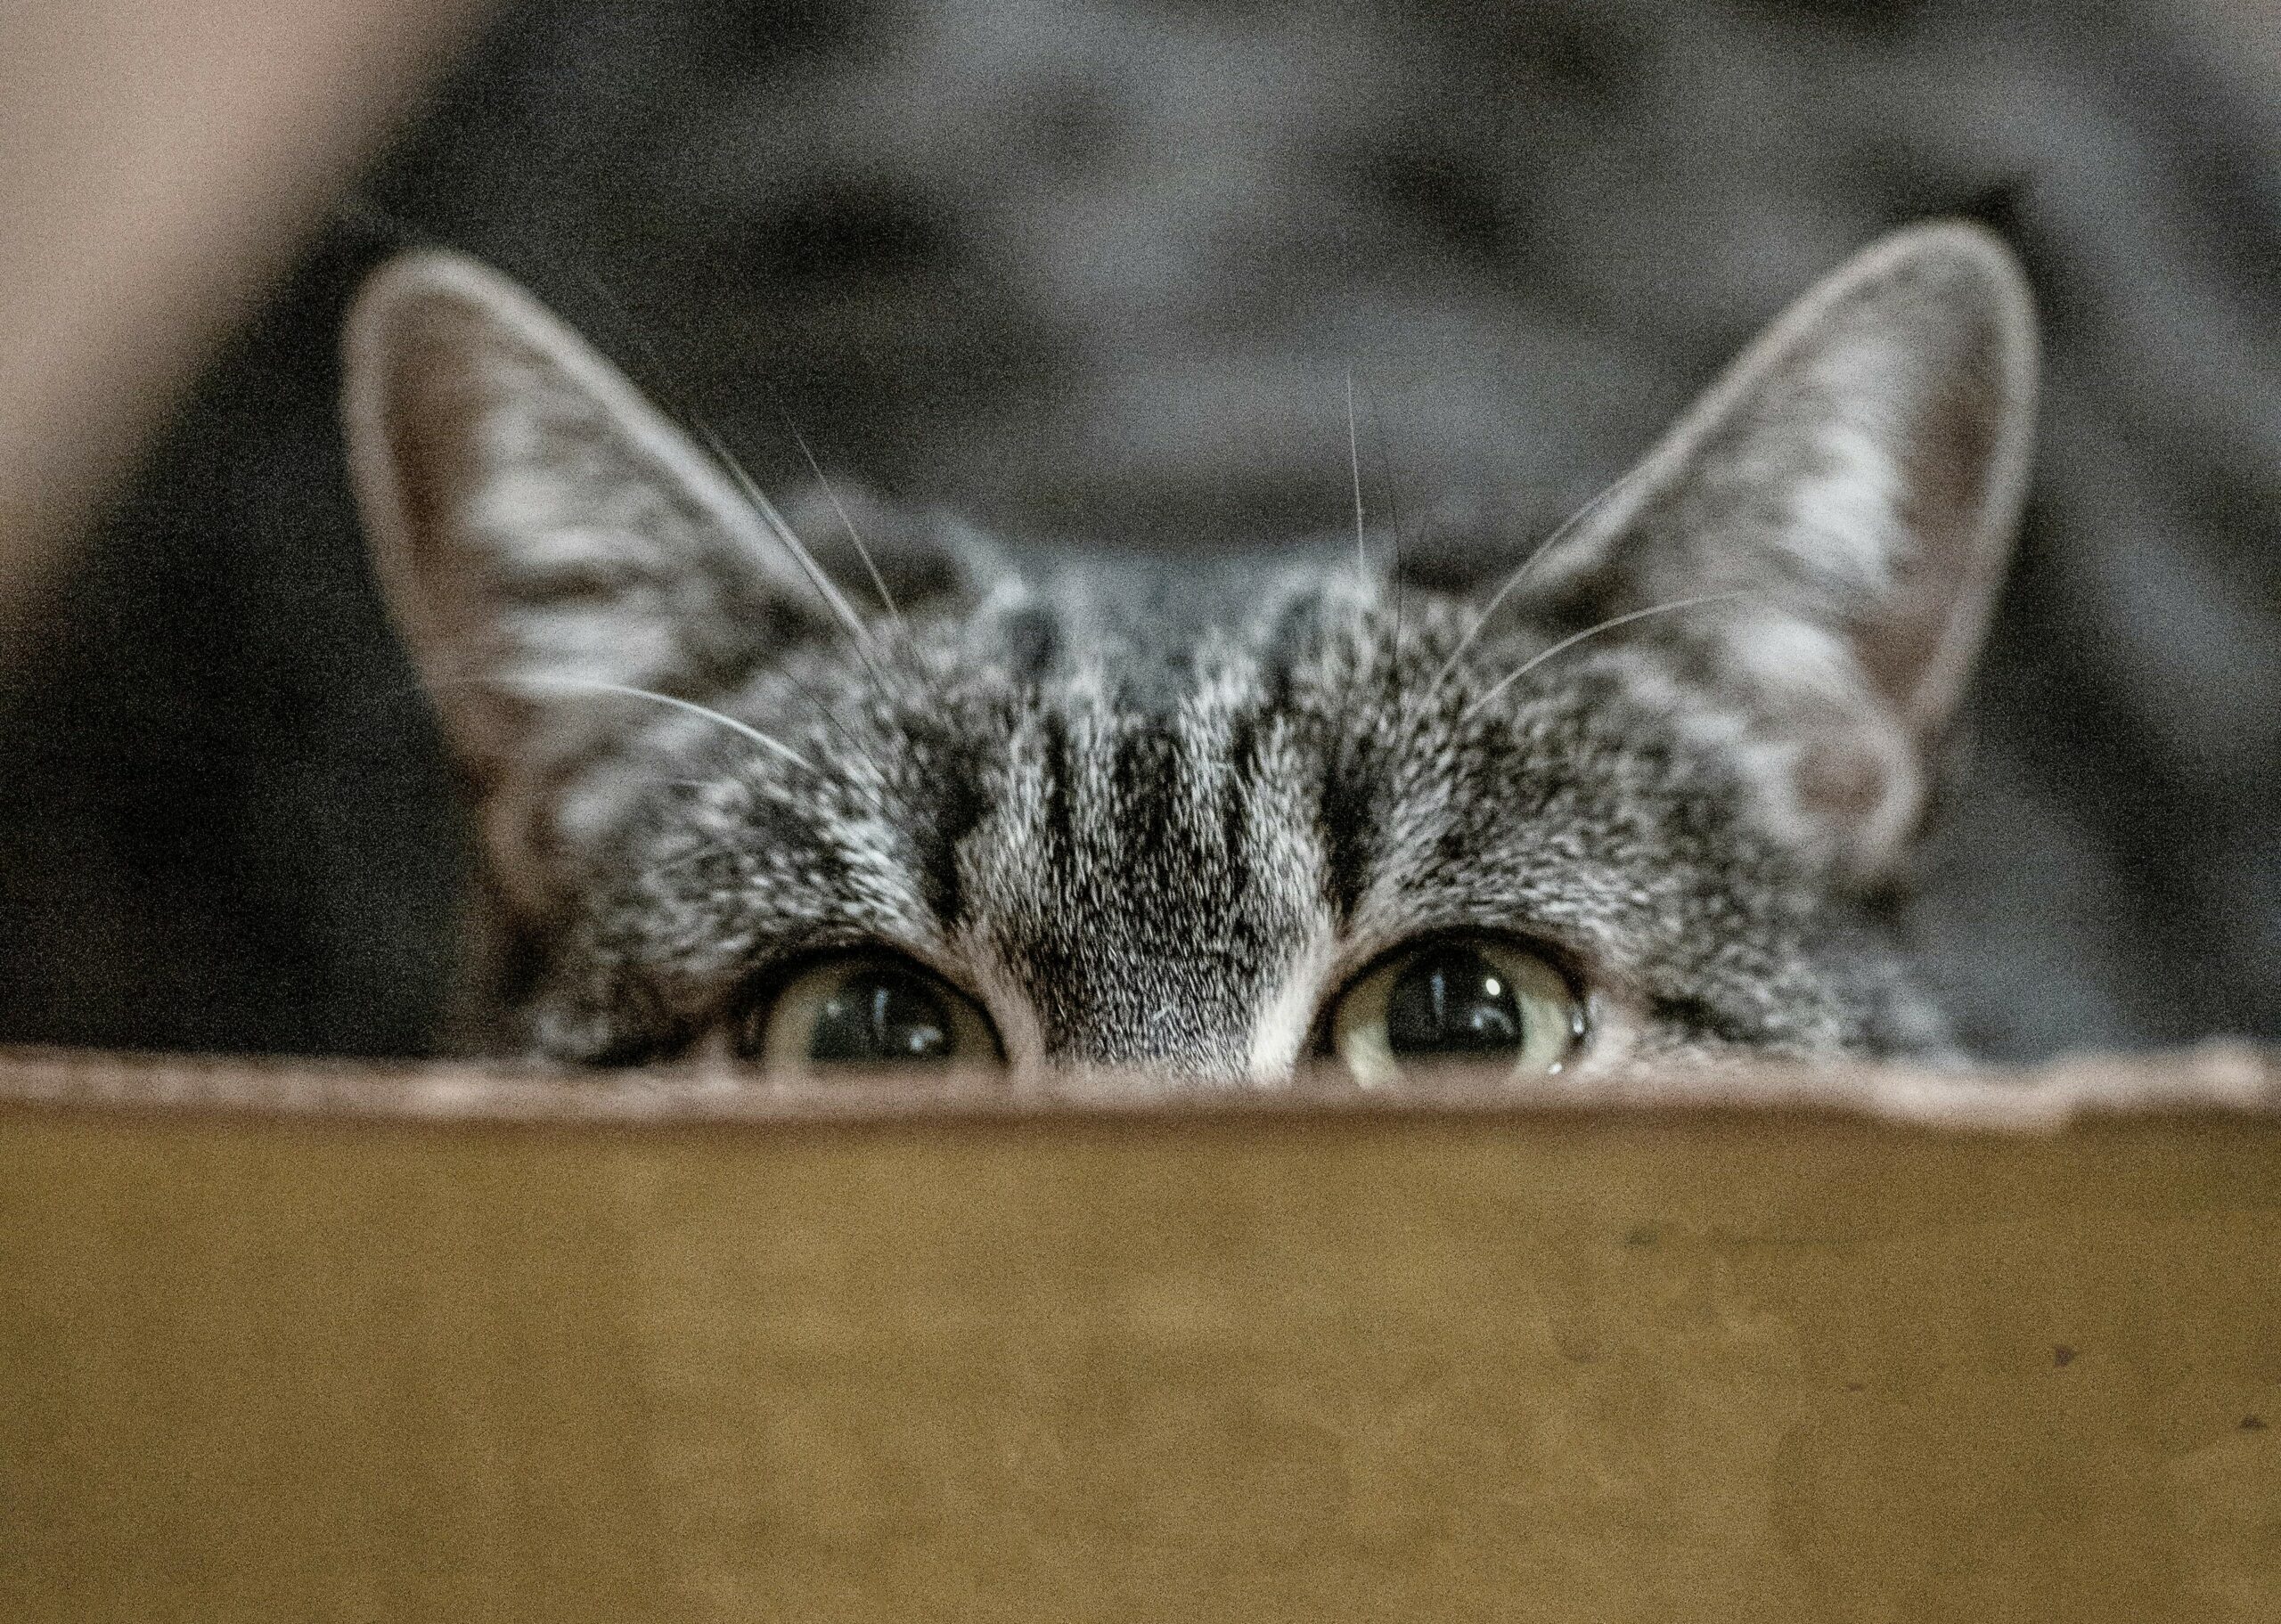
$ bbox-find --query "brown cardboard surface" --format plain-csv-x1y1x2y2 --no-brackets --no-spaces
4,1046,2278,1621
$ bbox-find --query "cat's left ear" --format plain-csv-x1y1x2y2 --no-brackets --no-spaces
1532,220,2037,883
342,249,865,915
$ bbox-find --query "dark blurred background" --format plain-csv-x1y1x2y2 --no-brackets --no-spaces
0,0,2273,1061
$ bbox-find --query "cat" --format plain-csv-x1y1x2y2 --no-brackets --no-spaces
341,219,2033,1083
6,1,2265,1065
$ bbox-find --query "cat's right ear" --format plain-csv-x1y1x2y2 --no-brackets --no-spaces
1515,221,2037,885
342,250,835,906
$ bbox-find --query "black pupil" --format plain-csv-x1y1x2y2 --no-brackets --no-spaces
1384,945,1527,1057
808,966,956,1063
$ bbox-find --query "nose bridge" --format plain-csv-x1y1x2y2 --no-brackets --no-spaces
1038,1009,1249,1081
1030,822,1267,1081
1026,918,1263,1081
1000,692,1297,1081
1046,1037,1251,1086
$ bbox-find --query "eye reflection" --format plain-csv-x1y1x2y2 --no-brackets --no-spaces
1330,938,1582,1086
744,953,1002,1073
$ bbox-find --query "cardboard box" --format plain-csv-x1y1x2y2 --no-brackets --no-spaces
4,1045,2277,1621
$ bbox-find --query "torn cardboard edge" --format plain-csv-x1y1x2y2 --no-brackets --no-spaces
0,1040,2272,1133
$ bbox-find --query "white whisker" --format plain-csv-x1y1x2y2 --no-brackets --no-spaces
1361,372,1408,665
1332,367,1373,755
1435,462,1647,688
1458,592,1747,723
785,418,902,632
478,675,817,772
1345,368,1368,581
697,423,881,663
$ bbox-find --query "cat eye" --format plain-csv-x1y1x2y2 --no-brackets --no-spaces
743,953,1002,1073
1328,938,1584,1086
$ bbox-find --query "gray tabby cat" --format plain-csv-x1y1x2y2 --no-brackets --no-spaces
343,220,2033,1084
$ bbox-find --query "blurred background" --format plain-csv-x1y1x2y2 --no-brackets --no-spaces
0,0,2273,1062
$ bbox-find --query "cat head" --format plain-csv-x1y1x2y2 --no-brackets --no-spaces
343,221,2034,1080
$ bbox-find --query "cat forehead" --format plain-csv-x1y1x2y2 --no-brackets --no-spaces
969,543,1366,697
548,616,1836,1070
595,585,1735,962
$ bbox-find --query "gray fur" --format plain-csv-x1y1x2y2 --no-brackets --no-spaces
347,224,2033,1079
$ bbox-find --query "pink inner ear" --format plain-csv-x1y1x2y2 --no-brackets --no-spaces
1865,350,2023,745
1793,730,1909,835
362,305,543,776
380,339,483,575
